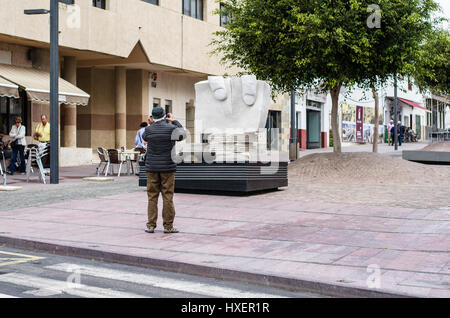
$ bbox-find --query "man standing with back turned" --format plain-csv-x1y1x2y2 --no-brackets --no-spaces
143,107,185,234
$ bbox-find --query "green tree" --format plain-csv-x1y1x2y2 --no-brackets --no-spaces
353,0,440,152
414,29,450,96
213,0,440,153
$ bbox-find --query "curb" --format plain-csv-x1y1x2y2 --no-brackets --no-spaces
0,186,22,192
0,235,413,298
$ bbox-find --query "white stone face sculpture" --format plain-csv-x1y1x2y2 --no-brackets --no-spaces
189,75,275,163
194,75,272,133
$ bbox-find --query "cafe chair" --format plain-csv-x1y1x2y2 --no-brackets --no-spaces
107,149,127,177
26,146,47,184
132,147,146,175
96,147,110,177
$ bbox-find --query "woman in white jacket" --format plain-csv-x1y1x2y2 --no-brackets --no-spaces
8,116,26,175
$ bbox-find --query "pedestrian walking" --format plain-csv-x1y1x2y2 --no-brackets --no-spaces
391,121,403,146
387,120,394,145
143,107,186,234
7,116,26,175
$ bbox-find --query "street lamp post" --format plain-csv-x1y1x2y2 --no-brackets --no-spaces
394,75,399,151
290,89,298,161
25,0,74,184
49,0,59,184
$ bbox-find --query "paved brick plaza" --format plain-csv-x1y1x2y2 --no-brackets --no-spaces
1,143,449,297
260,149,450,209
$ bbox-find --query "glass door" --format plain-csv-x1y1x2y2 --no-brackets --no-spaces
265,110,281,150
307,110,321,149
415,115,421,139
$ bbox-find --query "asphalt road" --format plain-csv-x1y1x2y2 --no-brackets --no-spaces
0,178,141,212
0,246,324,298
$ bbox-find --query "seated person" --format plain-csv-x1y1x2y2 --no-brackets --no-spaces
408,127,417,142
0,134,12,169
401,126,408,142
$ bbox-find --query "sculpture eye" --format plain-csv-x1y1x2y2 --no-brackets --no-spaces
208,76,228,101
241,75,257,106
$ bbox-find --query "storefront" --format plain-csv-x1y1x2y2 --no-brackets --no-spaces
341,102,384,143
0,76,20,135
0,63,89,138
426,96,448,130
385,97,428,140
295,91,329,150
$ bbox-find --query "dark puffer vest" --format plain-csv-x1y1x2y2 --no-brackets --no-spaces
143,120,185,173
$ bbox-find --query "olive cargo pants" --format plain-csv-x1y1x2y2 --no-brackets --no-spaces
146,172,176,230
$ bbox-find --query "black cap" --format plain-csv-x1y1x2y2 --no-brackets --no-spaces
152,106,165,119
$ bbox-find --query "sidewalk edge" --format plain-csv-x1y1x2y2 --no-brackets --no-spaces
0,236,414,298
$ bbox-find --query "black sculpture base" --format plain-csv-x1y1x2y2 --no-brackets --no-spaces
139,161,288,193
403,151,450,165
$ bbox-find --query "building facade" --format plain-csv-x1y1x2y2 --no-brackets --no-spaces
0,0,290,166
294,90,329,150
338,79,431,144
293,78,448,150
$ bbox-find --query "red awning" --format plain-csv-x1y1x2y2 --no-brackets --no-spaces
398,98,430,112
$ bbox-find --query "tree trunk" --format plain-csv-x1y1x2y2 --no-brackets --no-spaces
371,85,379,153
330,85,342,153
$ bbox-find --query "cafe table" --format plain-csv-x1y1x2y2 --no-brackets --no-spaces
118,150,141,176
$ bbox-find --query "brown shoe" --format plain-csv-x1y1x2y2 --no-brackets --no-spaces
164,228,179,234
145,227,155,233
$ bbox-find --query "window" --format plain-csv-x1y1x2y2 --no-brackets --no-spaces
0,96,26,135
220,3,230,27
265,110,282,150
142,0,159,5
165,100,172,115
403,116,410,127
183,0,203,20
153,98,161,108
306,99,322,110
92,0,106,9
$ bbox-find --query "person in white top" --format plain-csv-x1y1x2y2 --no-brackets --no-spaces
8,116,26,175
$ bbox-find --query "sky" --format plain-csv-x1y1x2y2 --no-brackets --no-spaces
436,0,450,29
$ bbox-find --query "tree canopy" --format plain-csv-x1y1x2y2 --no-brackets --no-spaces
414,28,450,96
213,0,441,152
214,0,440,93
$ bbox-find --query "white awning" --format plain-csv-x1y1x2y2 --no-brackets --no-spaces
0,75,19,99
0,64,90,106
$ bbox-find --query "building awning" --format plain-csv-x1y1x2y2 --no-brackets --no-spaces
398,98,431,113
0,64,90,106
0,76,19,99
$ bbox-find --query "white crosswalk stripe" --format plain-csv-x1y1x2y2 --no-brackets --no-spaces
0,293,17,298
0,273,145,298
47,263,286,298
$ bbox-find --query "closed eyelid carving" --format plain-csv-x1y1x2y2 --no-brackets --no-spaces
208,76,228,101
241,75,257,106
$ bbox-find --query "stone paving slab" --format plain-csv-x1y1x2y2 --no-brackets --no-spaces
0,191,449,297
